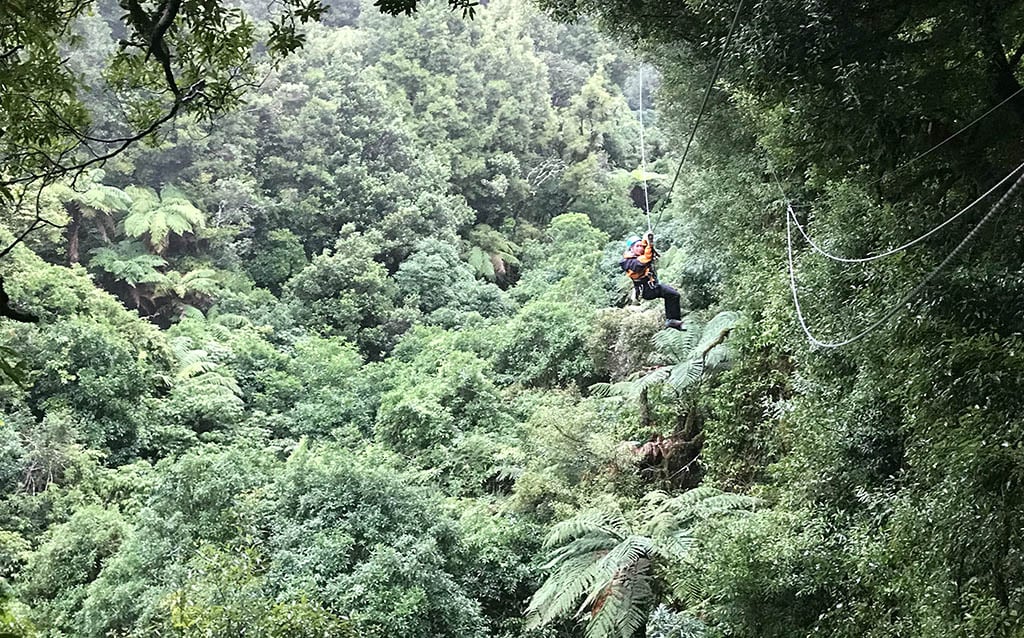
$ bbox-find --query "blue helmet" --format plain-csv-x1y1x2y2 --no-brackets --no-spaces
626,235,643,248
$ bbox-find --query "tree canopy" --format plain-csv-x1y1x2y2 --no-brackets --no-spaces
3,0,1024,637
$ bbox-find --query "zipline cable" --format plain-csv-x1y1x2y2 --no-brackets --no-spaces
651,0,745,231
790,160,1024,263
777,162,1024,349
638,64,652,233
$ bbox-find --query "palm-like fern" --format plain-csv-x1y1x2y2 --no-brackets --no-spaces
465,224,521,283
67,171,133,215
151,268,220,317
160,335,242,397
123,185,206,254
153,268,219,300
593,311,740,399
53,170,132,263
88,241,168,286
88,240,168,308
526,488,758,638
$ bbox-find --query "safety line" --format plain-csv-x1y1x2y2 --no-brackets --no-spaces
652,0,744,231
782,165,1024,349
638,65,652,233
789,160,1024,263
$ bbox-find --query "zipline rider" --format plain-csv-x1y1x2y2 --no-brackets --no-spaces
620,233,683,330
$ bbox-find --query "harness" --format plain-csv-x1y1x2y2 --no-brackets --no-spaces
622,251,658,290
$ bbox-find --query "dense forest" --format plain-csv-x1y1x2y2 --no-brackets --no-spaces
2,0,1024,636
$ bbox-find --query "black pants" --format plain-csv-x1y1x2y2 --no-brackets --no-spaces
638,282,681,321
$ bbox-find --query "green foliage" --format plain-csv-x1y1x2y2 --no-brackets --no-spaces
527,488,757,638
448,501,544,638
282,335,371,438
122,185,206,255
246,229,308,292
282,229,397,358
0,4,825,638
7,0,1024,633
396,239,475,314
256,443,488,638
18,506,129,635
589,306,663,381
647,604,707,638
165,544,355,638
559,158,641,238
496,300,596,388
513,213,614,306
338,539,486,638
561,62,640,168
375,348,515,493
21,316,162,457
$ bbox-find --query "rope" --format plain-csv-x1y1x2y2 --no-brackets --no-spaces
651,0,744,232
638,65,652,233
782,165,1024,349
789,160,1024,263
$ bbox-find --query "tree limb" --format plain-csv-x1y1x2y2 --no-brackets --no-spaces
1,81,204,190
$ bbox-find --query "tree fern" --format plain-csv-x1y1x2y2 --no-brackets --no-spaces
465,224,520,283
123,185,205,254
168,336,219,379
154,269,219,300
88,241,167,286
161,335,242,400
595,311,741,401
63,170,133,214
527,488,758,638
467,245,495,280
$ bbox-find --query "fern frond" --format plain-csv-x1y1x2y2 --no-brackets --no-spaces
703,343,733,370
666,358,703,391
584,557,653,638
527,554,610,628
180,305,206,321
694,310,741,355
662,489,759,528
619,367,670,398
576,536,654,611
666,565,704,604
88,242,167,285
191,371,243,397
652,324,699,359
124,185,158,209
590,382,615,398
467,246,495,280
77,183,133,213
657,531,698,561
555,535,621,562
545,510,628,549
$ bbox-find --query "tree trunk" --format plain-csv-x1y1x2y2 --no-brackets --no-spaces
65,201,82,265
639,387,652,429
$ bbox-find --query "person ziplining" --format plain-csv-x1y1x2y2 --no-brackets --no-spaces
620,233,683,330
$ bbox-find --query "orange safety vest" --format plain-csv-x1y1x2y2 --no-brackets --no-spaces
620,241,656,285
